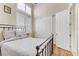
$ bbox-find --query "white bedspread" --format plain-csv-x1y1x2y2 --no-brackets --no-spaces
0,37,49,56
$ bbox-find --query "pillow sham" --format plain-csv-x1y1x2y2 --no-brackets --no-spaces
16,31,27,38
2,30,15,40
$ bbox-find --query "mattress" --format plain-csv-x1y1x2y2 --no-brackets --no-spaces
0,37,49,56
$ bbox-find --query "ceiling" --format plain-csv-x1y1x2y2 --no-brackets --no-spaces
34,3,69,18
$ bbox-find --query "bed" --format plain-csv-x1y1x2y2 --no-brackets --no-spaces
0,24,53,56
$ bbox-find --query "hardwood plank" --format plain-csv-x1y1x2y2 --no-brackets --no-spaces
53,44,73,56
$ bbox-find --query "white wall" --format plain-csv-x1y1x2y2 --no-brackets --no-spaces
0,3,16,25
0,3,16,42
35,16,52,38
77,3,79,56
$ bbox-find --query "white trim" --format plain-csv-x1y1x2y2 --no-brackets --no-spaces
68,3,78,56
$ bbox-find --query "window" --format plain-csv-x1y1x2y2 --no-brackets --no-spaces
25,16,32,33
17,3,25,12
16,3,32,33
17,3,32,16
25,5,31,15
16,12,25,26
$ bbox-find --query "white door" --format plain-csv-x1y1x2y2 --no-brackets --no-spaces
55,10,70,51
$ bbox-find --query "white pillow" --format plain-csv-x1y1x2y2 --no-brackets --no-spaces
16,31,27,38
3,30,15,40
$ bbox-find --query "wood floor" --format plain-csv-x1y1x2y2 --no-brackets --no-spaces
53,44,73,56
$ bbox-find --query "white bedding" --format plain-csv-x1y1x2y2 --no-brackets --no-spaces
0,37,50,56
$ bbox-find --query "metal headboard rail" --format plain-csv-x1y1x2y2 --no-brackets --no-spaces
0,24,26,30
0,24,15,26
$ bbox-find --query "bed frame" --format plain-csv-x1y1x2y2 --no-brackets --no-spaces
0,24,53,56
36,34,53,56
0,24,25,31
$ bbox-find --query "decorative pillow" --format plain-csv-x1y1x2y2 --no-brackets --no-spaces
16,31,27,38
2,30,15,40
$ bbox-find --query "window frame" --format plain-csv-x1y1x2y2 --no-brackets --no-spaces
17,3,32,16
16,3,32,33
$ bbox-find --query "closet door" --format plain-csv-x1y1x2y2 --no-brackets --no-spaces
56,10,70,50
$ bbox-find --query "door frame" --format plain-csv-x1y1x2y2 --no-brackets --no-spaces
69,3,78,56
